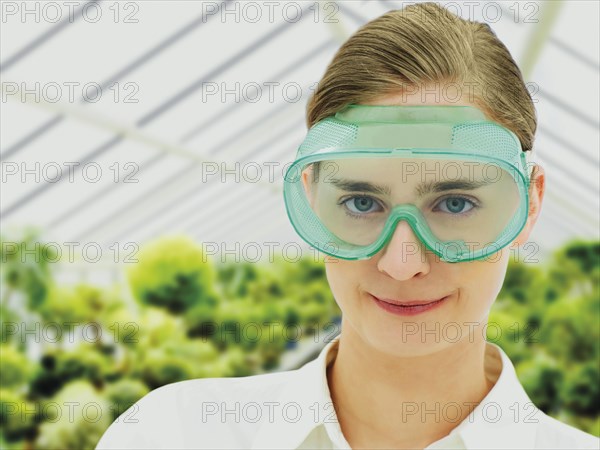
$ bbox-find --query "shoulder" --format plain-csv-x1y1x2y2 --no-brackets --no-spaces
534,410,600,449
95,370,296,450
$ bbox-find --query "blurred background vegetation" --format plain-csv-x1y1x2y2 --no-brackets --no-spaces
1,230,598,449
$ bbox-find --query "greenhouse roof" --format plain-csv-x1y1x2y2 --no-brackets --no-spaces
1,0,598,272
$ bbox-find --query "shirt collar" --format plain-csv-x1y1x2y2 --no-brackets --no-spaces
250,335,540,450
445,340,540,450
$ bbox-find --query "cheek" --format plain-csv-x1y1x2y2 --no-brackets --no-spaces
324,259,366,311
459,248,510,310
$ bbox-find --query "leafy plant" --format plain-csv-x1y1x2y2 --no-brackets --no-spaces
0,345,32,389
126,235,217,314
1,228,58,311
34,381,111,450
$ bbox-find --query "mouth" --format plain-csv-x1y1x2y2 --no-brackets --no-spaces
368,292,453,316
370,294,449,306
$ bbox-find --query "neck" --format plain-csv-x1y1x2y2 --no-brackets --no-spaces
327,319,495,450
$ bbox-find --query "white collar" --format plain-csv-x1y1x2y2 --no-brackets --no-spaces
250,335,540,449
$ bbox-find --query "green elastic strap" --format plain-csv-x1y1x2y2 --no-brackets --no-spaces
335,104,488,124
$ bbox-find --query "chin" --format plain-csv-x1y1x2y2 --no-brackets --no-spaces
362,321,457,358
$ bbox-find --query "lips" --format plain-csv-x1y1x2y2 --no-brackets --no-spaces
370,294,448,306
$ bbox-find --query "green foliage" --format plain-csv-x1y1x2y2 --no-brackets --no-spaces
495,239,600,433
0,228,58,310
0,305,22,346
104,379,149,421
34,380,111,450
560,361,600,416
263,298,302,329
39,283,123,325
498,259,545,305
546,240,599,298
133,307,189,351
2,233,598,448
296,281,337,334
245,268,286,301
222,346,261,377
126,235,218,314
0,345,32,389
216,261,260,298
516,351,564,413
184,299,220,338
276,255,328,284
134,340,219,389
29,344,113,399
538,295,599,363
558,240,600,275
103,307,139,347
0,389,37,442
208,298,261,350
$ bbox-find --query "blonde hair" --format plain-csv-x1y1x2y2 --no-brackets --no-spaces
306,2,537,152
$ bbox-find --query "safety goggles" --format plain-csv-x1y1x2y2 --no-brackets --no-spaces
283,104,532,262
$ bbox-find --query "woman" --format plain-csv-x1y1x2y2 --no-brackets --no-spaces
97,3,599,449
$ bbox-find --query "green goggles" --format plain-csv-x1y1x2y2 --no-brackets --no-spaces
283,104,532,263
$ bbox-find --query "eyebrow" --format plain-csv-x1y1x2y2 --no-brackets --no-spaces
329,178,492,197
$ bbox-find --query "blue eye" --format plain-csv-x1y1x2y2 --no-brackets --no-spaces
342,196,383,215
436,196,477,214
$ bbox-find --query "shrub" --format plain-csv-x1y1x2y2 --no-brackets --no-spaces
104,378,150,420
516,351,564,414
126,235,217,314
560,361,600,416
0,345,32,389
34,380,111,450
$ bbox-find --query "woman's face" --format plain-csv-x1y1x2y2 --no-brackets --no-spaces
321,89,545,357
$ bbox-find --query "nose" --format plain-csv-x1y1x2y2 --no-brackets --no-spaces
376,219,431,280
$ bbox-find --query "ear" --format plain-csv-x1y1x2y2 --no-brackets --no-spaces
510,163,546,248
301,169,311,195
301,168,315,208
